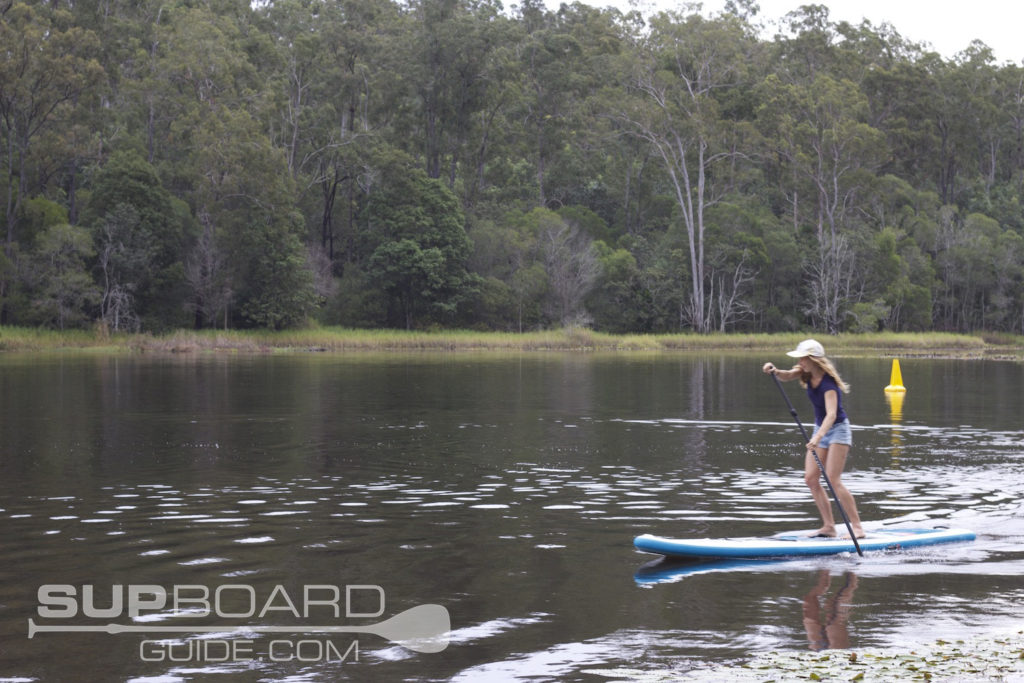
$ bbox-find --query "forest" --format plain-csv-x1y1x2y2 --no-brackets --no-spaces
3,0,1024,334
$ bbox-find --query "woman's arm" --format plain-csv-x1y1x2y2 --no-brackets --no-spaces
762,362,801,381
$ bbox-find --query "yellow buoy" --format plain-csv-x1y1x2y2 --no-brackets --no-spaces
884,358,906,393
886,389,905,419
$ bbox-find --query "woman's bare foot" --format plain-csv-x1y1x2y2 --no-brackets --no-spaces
841,526,866,540
807,526,836,538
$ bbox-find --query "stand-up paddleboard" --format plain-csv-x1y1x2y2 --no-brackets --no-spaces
634,526,975,560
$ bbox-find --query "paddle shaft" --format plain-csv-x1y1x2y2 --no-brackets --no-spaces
770,371,864,557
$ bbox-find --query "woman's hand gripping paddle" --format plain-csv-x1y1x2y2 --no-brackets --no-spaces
769,371,864,557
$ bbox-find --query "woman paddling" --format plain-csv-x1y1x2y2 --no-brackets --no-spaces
762,339,865,539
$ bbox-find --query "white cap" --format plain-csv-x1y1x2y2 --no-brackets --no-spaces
786,339,825,358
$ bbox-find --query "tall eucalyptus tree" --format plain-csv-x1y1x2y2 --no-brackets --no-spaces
615,10,756,332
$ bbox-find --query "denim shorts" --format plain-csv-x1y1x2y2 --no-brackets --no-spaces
817,418,853,448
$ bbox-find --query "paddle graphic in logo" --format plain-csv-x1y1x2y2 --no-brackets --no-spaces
29,603,451,653
29,584,452,655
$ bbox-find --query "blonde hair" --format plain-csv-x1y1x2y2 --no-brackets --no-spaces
799,356,850,393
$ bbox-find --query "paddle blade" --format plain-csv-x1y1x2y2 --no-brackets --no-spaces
381,604,451,653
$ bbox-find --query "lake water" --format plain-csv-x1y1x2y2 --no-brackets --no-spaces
0,352,1022,681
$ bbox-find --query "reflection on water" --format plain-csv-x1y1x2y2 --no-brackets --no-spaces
0,353,1022,681
802,570,857,651
886,391,905,423
886,390,906,465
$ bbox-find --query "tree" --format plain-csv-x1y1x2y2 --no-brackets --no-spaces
239,216,319,329
704,201,768,331
512,0,592,207
465,214,546,331
82,151,193,330
28,224,100,330
258,0,398,264
588,241,648,333
95,204,147,332
361,151,474,328
369,239,446,330
758,73,886,332
145,3,259,166
535,210,600,326
188,107,318,329
933,211,1024,331
617,11,755,332
0,2,104,318
184,213,231,328
861,226,933,332
402,0,505,185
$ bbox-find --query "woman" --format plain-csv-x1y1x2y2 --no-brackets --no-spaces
762,339,864,539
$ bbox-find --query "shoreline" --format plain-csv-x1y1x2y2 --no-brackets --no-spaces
1,327,1023,359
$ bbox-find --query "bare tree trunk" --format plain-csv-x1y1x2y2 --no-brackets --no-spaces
539,220,600,326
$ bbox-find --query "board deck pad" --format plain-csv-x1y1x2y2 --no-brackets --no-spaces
634,526,975,559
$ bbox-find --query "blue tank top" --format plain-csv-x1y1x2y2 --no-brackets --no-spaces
807,374,847,425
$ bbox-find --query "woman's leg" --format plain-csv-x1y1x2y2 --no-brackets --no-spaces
805,448,836,536
822,443,865,538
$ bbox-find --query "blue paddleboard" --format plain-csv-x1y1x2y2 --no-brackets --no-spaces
634,526,975,559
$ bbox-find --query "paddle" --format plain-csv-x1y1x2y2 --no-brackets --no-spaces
28,603,451,653
769,371,864,557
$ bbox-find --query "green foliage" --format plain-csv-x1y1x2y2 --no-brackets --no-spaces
588,241,649,333
83,151,194,331
557,205,614,244
19,199,69,248
239,218,318,329
3,0,1024,333
318,265,386,328
465,215,546,331
0,1,104,239
27,224,100,330
359,151,475,328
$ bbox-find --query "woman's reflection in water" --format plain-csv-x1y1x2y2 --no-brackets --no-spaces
802,570,859,650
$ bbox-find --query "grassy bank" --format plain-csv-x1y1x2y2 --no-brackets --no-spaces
0,326,1021,358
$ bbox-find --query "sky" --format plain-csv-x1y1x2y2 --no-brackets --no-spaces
547,0,1024,64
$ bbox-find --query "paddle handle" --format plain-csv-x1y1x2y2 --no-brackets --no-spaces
770,371,864,557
